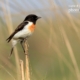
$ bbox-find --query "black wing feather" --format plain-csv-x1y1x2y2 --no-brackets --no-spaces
6,21,28,42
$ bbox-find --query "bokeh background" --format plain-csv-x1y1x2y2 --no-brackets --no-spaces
0,0,80,80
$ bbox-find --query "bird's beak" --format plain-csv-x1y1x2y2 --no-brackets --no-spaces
38,17,41,19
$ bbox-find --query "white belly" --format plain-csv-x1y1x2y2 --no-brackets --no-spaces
13,29,32,39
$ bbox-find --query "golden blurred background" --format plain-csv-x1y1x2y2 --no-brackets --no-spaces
0,0,80,80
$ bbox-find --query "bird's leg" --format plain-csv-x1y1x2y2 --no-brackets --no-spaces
20,40,25,53
23,38,29,55
25,38,29,47
9,47,14,58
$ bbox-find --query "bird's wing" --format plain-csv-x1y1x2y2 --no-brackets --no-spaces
6,21,28,42
15,21,28,31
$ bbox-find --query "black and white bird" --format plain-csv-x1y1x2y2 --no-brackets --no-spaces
6,14,41,56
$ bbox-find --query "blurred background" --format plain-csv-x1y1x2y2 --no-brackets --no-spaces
0,0,80,80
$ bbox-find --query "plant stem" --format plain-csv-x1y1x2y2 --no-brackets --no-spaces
20,60,24,80
24,40,30,80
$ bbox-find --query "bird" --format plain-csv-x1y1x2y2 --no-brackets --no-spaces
6,14,41,56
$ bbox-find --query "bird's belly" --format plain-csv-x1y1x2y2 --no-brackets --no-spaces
13,29,33,39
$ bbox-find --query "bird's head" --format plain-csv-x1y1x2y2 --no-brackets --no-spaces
24,14,41,24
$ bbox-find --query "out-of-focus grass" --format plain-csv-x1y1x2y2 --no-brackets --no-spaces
0,0,80,80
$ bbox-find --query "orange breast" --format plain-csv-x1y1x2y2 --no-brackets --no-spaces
28,24,35,32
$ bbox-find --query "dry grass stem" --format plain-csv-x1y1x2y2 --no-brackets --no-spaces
24,40,30,80
1,1,20,80
0,64,16,80
20,60,24,80
61,26,80,80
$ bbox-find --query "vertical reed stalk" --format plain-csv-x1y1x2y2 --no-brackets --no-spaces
1,1,20,80
20,60,24,80
61,26,80,80
24,40,30,80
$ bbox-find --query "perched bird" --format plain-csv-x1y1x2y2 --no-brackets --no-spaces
6,14,41,56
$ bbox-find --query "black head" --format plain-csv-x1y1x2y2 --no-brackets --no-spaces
24,14,41,24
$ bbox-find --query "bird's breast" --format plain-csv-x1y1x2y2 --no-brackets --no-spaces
28,24,35,32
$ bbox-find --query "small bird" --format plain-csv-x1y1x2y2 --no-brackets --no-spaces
6,14,41,56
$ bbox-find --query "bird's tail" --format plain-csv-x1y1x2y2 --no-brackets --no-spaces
9,40,17,57
6,37,12,43
6,33,15,42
